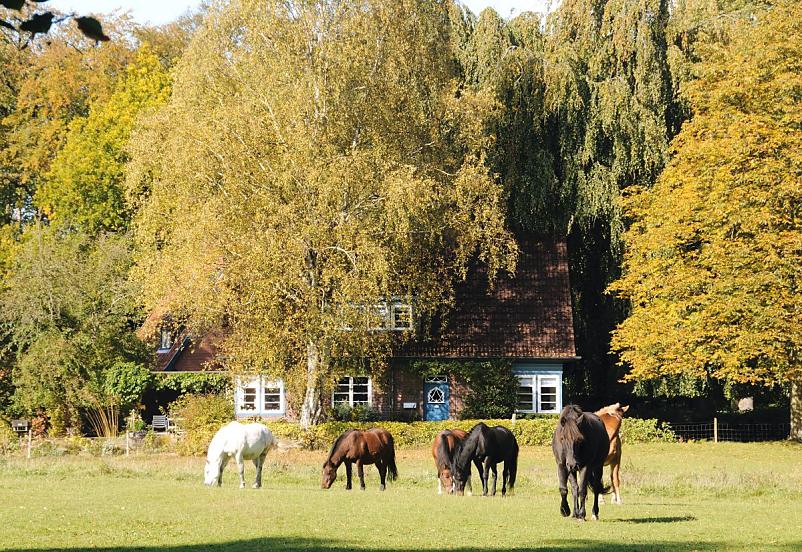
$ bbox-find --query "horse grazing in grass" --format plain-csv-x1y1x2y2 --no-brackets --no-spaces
552,405,610,521
432,429,472,495
451,422,518,497
204,421,277,488
321,428,398,491
595,402,629,504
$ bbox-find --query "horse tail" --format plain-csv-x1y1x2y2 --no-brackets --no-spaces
507,450,518,491
589,467,611,495
386,434,398,481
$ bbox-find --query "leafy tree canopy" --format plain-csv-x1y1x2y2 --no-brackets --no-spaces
128,0,517,427
611,0,802,389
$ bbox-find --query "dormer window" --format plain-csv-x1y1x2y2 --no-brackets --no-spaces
158,327,173,352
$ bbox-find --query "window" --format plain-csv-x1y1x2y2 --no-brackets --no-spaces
235,376,285,417
332,376,371,407
515,372,562,414
158,327,173,351
242,386,257,412
391,303,413,330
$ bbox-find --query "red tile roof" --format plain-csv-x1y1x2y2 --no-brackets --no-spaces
154,331,223,372
397,238,576,359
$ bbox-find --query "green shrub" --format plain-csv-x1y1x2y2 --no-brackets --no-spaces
169,393,233,456
620,418,676,443
0,423,18,455
269,416,676,449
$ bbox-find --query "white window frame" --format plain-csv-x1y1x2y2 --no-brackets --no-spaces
390,302,413,330
514,368,562,414
157,327,173,352
235,376,286,417
332,376,372,407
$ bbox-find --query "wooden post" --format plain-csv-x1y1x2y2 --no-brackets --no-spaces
125,430,130,456
26,429,32,459
713,417,718,443
511,412,517,427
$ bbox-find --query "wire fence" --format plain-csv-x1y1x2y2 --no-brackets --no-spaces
667,419,790,442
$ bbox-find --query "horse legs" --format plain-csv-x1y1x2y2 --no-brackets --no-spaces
502,462,509,496
591,467,602,521
473,458,485,495
611,459,622,504
253,451,267,489
357,461,366,490
235,453,246,489
487,462,498,496
218,456,230,487
377,461,387,491
568,470,580,520
344,460,353,490
557,464,570,517
575,468,588,521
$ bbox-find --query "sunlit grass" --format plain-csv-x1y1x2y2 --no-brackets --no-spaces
1,442,801,551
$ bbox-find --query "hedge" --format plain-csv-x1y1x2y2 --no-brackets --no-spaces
261,416,676,451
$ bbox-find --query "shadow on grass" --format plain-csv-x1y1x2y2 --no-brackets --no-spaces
619,516,698,523
6,537,802,552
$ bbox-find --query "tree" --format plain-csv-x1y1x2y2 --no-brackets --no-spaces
128,0,516,428
610,0,802,439
37,48,171,233
1,227,147,432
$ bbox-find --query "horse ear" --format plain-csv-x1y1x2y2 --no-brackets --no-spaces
577,413,585,424
621,405,630,413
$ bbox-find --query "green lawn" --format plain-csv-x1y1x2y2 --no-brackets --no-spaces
1,442,801,551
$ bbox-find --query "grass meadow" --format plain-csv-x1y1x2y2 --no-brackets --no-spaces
1,442,801,551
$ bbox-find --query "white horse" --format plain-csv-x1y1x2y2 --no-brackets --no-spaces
204,421,277,488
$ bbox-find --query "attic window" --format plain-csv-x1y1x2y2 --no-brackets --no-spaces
158,328,173,352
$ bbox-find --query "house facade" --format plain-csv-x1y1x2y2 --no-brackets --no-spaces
148,238,577,421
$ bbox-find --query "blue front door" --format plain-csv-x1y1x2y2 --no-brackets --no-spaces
424,376,449,421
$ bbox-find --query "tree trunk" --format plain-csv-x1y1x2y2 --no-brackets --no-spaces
791,380,802,442
299,340,323,429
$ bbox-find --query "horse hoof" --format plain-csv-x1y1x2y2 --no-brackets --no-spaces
591,514,598,521
379,485,385,491
575,517,586,523
560,506,570,517
252,484,261,489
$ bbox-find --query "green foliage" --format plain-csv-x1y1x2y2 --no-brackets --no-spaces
38,48,171,233
101,361,152,409
154,373,232,395
168,393,233,456
128,0,517,427
265,417,674,450
1,227,147,430
410,360,518,419
611,0,802,394
331,403,381,423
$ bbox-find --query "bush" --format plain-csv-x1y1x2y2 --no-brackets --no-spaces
169,393,233,456
331,403,381,422
0,423,18,455
272,416,676,449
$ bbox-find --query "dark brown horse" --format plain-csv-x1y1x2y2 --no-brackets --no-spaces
451,422,518,497
321,428,398,491
595,403,629,505
432,429,471,495
552,405,610,521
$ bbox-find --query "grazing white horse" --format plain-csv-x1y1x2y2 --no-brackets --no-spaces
204,421,277,488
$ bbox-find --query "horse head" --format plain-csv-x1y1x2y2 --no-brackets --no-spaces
321,460,337,489
204,456,222,486
558,405,586,472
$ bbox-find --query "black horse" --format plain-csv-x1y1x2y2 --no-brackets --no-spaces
451,422,518,496
552,404,610,520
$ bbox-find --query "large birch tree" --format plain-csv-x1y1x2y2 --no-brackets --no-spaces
128,0,516,427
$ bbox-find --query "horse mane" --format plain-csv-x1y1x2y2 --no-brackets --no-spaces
326,429,357,465
558,404,585,443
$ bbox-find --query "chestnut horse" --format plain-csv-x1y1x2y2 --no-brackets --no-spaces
552,405,610,521
321,428,398,491
432,429,472,495
595,402,629,504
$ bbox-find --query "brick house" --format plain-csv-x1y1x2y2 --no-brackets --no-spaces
149,238,577,421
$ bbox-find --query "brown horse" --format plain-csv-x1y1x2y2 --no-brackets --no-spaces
594,403,629,505
321,428,398,491
432,429,472,495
